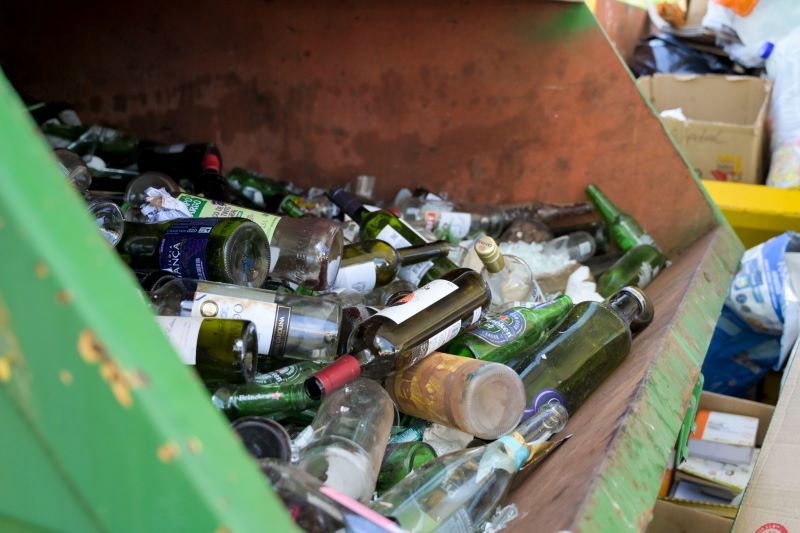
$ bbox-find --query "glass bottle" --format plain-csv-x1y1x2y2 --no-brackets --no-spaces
337,304,377,355
372,402,568,533
259,459,405,533
327,187,458,286
596,244,668,297
333,240,451,293
134,270,177,292
155,316,257,385
296,379,395,502
475,236,542,311
136,142,219,196
212,379,316,420
231,416,292,461
116,217,271,287
195,148,234,202
376,442,437,494
585,184,657,252
150,278,340,363
542,230,597,262
45,124,143,168
510,286,654,414
552,220,609,255
442,295,573,364
385,351,526,440
253,360,327,386
227,167,296,213
176,193,343,291
305,268,491,399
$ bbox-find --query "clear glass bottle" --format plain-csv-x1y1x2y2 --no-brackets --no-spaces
305,268,490,399
176,192,343,291
372,402,568,533
475,236,542,311
385,351,526,439
231,416,292,461
542,230,597,262
155,316,257,386
376,442,438,494
296,379,395,502
150,278,340,363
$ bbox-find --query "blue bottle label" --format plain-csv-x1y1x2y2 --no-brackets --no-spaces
522,388,565,420
159,218,219,279
469,309,527,347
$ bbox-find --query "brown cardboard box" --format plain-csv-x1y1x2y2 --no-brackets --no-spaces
733,348,800,533
638,74,771,184
648,392,774,532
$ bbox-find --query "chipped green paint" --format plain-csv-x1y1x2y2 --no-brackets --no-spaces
0,72,298,532
575,227,743,533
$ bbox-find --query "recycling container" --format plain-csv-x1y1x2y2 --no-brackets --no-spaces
0,1,743,531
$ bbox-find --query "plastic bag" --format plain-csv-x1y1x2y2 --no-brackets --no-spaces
630,35,736,77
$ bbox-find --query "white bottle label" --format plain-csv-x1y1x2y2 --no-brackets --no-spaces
434,211,472,239
156,316,202,364
190,283,282,356
376,223,434,285
424,320,462,356
375,225,413,248
397,260,434,285
470,306,483,325
332,262,378,293
376,279,458,324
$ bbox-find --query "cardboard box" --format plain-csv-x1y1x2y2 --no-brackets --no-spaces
733,344,800,533
638,74,771,184
648,391,774,532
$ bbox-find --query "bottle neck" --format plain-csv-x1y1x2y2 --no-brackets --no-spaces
520,294,573,321
606,287,652,328
395,241,450,266
328,187,369,225
586,184,621,223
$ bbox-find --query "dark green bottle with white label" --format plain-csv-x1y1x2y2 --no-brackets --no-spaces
442,295,573,364
116,217,271,287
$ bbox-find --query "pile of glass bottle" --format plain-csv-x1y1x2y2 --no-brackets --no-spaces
35,103,668,533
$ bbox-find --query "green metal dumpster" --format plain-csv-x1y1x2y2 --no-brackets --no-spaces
0,1,743,531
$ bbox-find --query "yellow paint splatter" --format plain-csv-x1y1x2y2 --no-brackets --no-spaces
215,527,231,533
78,330,101,364
187,437,203,455
0,358,11,383
157,441,180,463
56,290,72,305
77,329,133,409
59,370,73,385
34,262,49,279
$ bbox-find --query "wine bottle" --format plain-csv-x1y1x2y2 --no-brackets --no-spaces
227,167,296,212
212,379,316,420
44,124,144,168
376,442,437,494
385,352,526,440
177,193,343,291
134,270,177,292
475,236,542,311
333,240,451,293
150,278,340,363
372,402,568,533
596,244,668,297
296,379,394,502
327,187,458,286
510,286,654,414
304,268,490,400
260,458,405,533
137,142,211,192
116,217,271,287
231,416,292,461
442,296,573,364
196,147,234,202
585,184,657,252
337,304,377,355
156,316,257,385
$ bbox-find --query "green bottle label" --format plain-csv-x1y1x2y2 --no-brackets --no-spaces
177,193,280,240
469,310,526,347
158,218,218,279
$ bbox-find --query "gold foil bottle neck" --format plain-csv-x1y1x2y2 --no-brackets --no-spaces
475,236,505,273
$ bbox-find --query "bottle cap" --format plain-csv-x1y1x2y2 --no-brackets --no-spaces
305,354,361,400
327,187,364,220
231,416,292,461
760,41,775,60
202,152,221,173
611,286,654,330
474,236,504,273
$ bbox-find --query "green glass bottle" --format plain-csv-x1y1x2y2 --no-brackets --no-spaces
211,381,316,419
328,187,458,286
510,287,654,414
585,184,657,252
227,167,294,212
376,442,438,494
596,244,668,297
333,240,451,293
442,295,573,364
117,217,271,287
156,316,257,386
253,360,327,385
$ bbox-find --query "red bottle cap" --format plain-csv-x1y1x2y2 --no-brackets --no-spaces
305,355,361,400
202,153,221,173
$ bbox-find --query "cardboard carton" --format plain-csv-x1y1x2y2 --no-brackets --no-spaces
638,74,771,184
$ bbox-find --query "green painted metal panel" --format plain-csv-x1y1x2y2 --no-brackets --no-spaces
0,71,297,532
